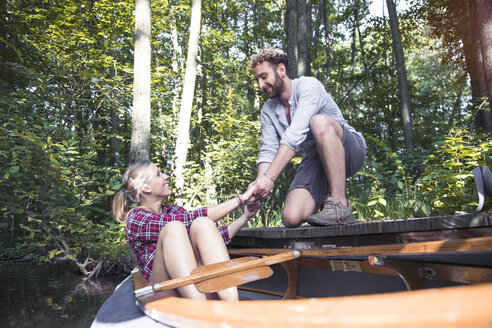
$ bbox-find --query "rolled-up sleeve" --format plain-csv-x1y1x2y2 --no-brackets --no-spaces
257,109,280,165
280,79,324,152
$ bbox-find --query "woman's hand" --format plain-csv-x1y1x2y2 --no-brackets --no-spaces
242,183,259,203
244,201,261,219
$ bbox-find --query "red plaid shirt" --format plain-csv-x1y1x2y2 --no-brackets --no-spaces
125,204,231,281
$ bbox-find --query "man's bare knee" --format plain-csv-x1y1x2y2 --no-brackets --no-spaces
282,213,302,228
310,114,342,140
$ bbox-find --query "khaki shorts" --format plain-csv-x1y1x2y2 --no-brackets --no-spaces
288,124,366,208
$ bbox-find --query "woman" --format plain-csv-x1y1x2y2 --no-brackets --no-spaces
112,161,260,301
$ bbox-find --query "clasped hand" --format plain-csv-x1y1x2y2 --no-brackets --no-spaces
247,175,274,200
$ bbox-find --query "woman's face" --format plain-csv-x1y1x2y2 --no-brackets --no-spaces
147,163,172,198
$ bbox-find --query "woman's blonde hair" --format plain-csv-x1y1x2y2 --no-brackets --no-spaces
112,160,154,222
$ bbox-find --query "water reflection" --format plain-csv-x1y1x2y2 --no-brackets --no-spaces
0,261,125,328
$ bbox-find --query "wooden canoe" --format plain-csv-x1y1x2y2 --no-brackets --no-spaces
133,233,492,327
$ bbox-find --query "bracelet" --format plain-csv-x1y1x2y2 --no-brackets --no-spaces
264,173,275,183
235,195,245,206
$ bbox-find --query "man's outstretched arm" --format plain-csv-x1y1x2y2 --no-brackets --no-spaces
254,145,296,198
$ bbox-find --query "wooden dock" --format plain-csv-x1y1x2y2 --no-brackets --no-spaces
229,211,492,250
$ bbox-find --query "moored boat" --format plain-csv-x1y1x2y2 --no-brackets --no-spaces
92,211,492,327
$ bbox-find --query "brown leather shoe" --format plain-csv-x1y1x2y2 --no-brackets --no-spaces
307,197,355,226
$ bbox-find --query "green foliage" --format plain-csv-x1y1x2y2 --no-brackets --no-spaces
417,129,492,216
0,0,133,271
349,129,492,221
0,109,129,266
348,135,426,221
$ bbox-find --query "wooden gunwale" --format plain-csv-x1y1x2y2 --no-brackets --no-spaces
228,235,492,257
137,283,492,327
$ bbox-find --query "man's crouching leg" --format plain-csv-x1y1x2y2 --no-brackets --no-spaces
282,188,316,228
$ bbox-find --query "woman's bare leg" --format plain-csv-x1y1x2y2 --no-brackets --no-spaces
150,221,206,299
149,233,179,298
189,217,238,301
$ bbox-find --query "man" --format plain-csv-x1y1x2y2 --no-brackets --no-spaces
249,48,366,228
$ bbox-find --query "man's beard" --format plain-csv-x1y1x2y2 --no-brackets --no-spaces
266,70,285,99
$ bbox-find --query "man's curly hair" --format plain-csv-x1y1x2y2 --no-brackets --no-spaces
249,48,289,75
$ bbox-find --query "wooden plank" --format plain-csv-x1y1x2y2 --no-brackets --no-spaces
368,256,492,290
278,260,298,299
233,212,492,240
230,227,492,250
131,267,149,290
400,227,492,243
236,258,402,299
138,283,492,327
297,257,400,277
229,236,492,258
238,285,306,299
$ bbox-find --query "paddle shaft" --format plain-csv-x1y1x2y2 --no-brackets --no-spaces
135,251,299,297
154,251,299,291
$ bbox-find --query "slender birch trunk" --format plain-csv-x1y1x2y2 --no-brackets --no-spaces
174,0,201,192
130,0,151,163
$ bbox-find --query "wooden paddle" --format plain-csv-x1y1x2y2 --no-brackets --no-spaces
134,251,300,298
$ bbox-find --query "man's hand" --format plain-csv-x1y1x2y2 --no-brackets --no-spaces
254,174,275,199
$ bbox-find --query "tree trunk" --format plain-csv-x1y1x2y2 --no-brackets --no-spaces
467,0,490,131
286,0,298,78
355,0,370,84
476,0,492,131
386,0,415,151
204,149,217,206
449,79,464,126
313,0,323,62
170,5,183,119
297,0,309,76
130,0,151,163
322,0,332,85
174,0,201,192
110,109,120,167
306,0,312,73
461,0,487,116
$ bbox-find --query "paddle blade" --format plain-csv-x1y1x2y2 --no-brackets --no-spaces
191,256,259,276
196,266,274,293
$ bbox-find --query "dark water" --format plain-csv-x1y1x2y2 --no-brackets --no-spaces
0,261,125,328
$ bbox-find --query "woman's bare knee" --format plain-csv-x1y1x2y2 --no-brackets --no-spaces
189,216,216,238
160,220,188,240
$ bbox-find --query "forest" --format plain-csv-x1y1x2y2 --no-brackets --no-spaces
1,0,491,277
